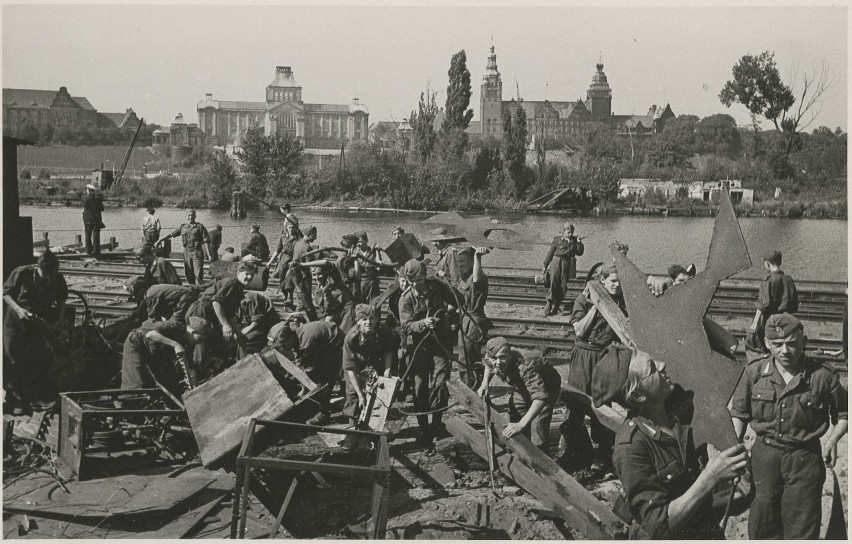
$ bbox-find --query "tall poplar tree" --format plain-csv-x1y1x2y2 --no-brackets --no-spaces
440,50,474,157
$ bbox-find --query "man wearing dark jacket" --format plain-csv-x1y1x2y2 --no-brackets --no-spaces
82,184,104,256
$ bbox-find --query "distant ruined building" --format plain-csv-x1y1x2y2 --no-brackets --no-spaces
478,45,676,143
197,66,369,154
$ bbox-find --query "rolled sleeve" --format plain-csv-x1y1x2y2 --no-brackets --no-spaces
755,278,772,313
522,366,550,403
729,367,753,421
171,226,182,238
829,376,848,423
569,293,590,325
613,443,672,539
341,336,360,373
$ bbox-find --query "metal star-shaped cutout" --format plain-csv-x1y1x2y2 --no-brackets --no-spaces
612,190,751,448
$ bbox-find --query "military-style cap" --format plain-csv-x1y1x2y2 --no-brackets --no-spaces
763,250,782,265
403,259,426,281
268,321,289,340
354,230,368,239
341,233,358,245
485,336,509,358
764,313,803,339
187,317,214,337
427,227,460,242
354,303,376,320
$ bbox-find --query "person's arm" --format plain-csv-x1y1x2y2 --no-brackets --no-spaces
212,301,234,340
823,420,848,468
503,399,546,439
542,238,556,273
346,369,365,407
399,293,431,335
477,362,494,397
472,247,486,284
382,350,393,378
572,292,598,339
729,368,752,442
157,226,181,245
751,278,771,331
823,377,849,467
732,417,748,442
750,308,763,332
145,330,186,355
574,238,585,257
3,295,32,320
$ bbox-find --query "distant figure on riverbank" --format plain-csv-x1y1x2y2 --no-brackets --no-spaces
208,224,223,262
157,209,210,285
221,247,239,262
244,225,270,261
542,222,584,316
141,208,161,245
746,250,799,360
82,184,104,256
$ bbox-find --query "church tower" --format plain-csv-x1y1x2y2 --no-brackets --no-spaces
480,45,503,138
586,62,612,120
266,66,303,104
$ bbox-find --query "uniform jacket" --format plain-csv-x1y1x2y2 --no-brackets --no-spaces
82,194,104,224
145,257,182,286
570,291,627,350
3,265,68,317
141,214,161,236
171,222,210,251
246,233,270,261
398,278,457,345
543,236,584,269
498,348,561,406
295,321,344,378
341,323,398,374
198,277,244,316
756,270,799,316
144,284,198,321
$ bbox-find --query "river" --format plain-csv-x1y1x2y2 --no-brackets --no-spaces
21,206,848,282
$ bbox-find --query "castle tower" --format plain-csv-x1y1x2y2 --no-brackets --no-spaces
266,66,303,104
586,62,612,120
480,45,503,138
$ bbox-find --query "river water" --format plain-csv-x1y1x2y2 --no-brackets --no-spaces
21,206,848,282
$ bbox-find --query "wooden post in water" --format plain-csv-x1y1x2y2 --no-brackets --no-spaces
75,234,82,245
109,236,117,250
230,191,245,219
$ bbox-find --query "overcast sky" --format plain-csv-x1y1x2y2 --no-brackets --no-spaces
2,3,847,131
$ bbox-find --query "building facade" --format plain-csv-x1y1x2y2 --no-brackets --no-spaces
618,178,753,205
478,46,675,143
197,66,369,154
152,113,206,154
2,87,114,137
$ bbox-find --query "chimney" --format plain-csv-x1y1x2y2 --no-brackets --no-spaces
276,66,292,75
205,93,213,101
352,97,359,105
175,113,184,123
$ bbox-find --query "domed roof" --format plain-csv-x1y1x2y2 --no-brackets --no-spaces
590,63,610,89
269,66,301,89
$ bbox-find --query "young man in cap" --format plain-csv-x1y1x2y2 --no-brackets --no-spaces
542,222,584,316
748,250,799,359
478,337,562,454
398,258,458,447
208,224,223,262
82,184,104,256
143,283,200,323
342,304,399,426
730,313,847,539
141,207,161,245
456,247,491,388
244,225,270,261
137,244,182,286
354,231,382,303
284,225,318,310
269,219,301,284
392,226,405,240
563,261,626,472
121,315,213,394
186,261,257,352
158,210,210,285
269,319,344,425
236,291,280,358
429,228,462,286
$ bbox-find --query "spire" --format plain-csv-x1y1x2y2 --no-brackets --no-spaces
483,43,500,80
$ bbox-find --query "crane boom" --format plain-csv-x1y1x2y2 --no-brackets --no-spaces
111,118,144,190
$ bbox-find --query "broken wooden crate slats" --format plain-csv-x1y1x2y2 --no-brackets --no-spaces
447,379,629,539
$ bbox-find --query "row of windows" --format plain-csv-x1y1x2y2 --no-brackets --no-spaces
268,89,300,102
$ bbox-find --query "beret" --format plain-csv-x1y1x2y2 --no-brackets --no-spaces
354,230,368,239
186,317,214,337
484,336,509,358
764,312,803,339
403,259,426,281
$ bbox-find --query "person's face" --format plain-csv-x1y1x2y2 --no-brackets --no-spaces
312,270,326,284
392,230,403,239
398,276,409,290
186,211,196,223
765,330,805,369
601,273,620,295
640,358,675,401
307,232,317,243
673,273,690,285
236,270,255,285
286,224,296,236
39,261,59,278
357,237,369,250
433,240,448,251
562,227,574,239
358,315,378,334
494,347,512,375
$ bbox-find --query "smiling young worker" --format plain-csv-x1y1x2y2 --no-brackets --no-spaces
730,312,848,539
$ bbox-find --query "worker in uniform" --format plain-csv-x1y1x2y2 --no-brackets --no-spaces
269,319,344,426
185,261,257,359
125,245,182,303
478,337,562,455
269,218,301,284
614,350,749,539
342,304,398,427
141,207,161,245
157,209,210,285
542,222,584,316
562,261,626,472
208,224,223,262
398,258,458,448
354,231,382,303
244,224,270,261
3,249,67,411
120,316,213,394
236,291,280,358
143,283,200,323
82,183,104,256
429,228,462,286
337,233,361,302
284,225,318,311
456,247,491,388
306,262,354,331
747,251,799,360
730,313,847,539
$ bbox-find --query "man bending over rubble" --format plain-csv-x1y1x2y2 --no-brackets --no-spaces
121,316,213,394
478,337,562,455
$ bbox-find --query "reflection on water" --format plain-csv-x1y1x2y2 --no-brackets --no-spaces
21,206,848,282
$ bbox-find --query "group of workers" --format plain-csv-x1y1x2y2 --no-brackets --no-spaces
3,206,847,540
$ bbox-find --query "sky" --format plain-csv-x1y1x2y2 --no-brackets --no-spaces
2,3,848,131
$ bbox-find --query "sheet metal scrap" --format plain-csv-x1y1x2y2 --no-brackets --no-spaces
420,211,535,251
611,190,751,449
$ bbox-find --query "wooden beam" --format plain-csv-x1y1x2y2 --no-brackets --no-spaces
272,350,318,390
446,379,628,539
445,417,629,539
587,280,634,348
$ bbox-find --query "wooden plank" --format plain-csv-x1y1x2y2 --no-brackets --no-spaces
538,186,575,210
587,280,634,348
365,376,399,432
559,381,626,433
447,379,628,539
446,417,630,538
184,353,296,467
273,349,318,390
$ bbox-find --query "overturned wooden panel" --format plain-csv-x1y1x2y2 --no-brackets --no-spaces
184,353,295,467
447,379,628,539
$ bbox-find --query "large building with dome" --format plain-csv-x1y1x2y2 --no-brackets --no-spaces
197,66,369,153
478,46,675,143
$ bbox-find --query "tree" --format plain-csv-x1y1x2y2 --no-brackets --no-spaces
409,89,439,163
267,132,305,197
18,121,39,143
644,133,690,168
791,126,847,181
440,50,474,158
694,114,743,159
470,145,502,192
504,106,530,197
660,115,698,153
207,150,239,209
720,51,831,160
236,126,271,196
236,126,304,198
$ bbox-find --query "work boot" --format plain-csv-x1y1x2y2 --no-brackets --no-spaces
306,411,330,426
543,302,553,316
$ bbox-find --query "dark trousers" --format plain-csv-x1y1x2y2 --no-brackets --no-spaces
509,393,556,455
562,344,614,466
84,222,101,255
143,231,159,245
209,245,219,262
457,333,483,389
3,310,59,404
410,340,450,434
360,277,380,304
748,438,824,539
183,249,205,284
